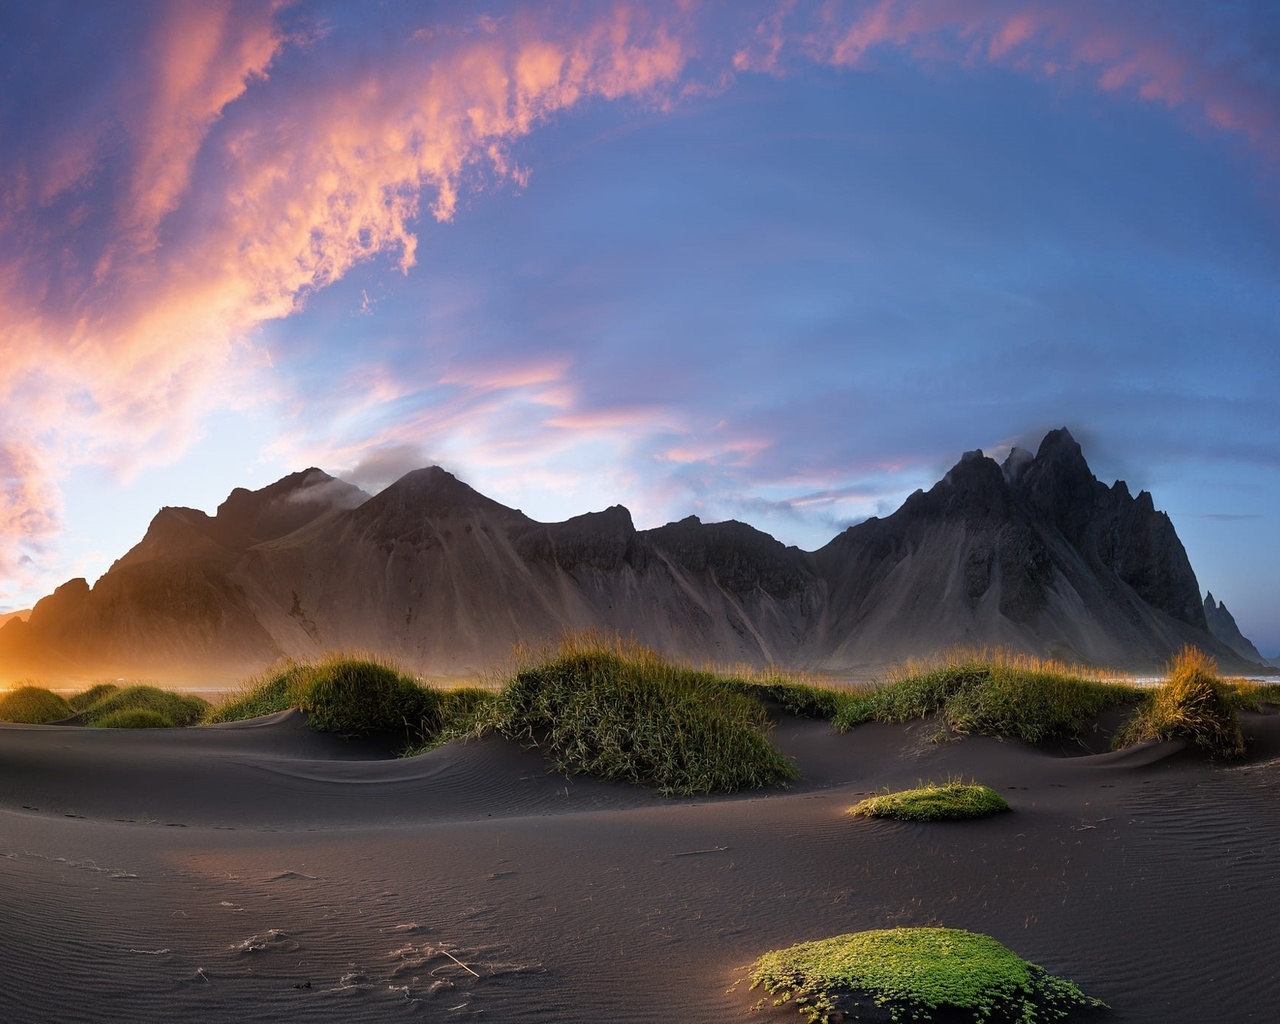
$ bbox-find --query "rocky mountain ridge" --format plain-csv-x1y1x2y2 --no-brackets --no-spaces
0,429,1267,683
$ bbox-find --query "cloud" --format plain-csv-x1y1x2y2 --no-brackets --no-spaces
0,1,692,589
0,439,62,603
2,0,1277,600
340,444,434,495
736,0,1280,154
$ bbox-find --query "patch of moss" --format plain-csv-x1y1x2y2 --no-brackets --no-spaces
748,927,1104,1023
850,781,1010,822
0,685,73,723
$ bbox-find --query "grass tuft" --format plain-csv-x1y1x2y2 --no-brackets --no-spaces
205,653,446,753
850,780,1010,822
494,634,799,796
1113,646,1245,758
747,926,1104,1023
298,658,442,740
834,647,1141,744
0,684,73,723
82,685,208,728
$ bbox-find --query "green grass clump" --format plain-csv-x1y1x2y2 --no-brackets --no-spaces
82,685,208,727
298,659,442,741
67,682,120,712
494,638,799,796
1114,646,1245,758
748,927,1104,1023
0,685,73,723
205,654,444,752
850,780,1010,822
92,708,172,729
833,648,1140,745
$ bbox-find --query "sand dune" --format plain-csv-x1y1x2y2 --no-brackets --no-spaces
3,711,1279,1022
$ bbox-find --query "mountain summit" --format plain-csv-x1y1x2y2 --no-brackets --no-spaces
0,430,1265,683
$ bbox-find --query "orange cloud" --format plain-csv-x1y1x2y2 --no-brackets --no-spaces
2,0,1276,602
0,438,61,601
0,3,692,589
738,0,1278,153
112,0,284,267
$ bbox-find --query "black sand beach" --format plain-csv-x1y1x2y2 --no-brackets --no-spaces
3,710,1279,1022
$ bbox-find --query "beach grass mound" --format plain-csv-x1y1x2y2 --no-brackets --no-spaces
0,685,73,724
1114,646,1245,758
749,927,1104,1024
834,649,1140,745
82,685,209,728
495,641,799,796
299,659,442,740
92,708,173,729
67,682,120,712
205,655,446,751
850,781,1010,822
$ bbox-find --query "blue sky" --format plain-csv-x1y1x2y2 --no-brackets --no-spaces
2,1,1278,654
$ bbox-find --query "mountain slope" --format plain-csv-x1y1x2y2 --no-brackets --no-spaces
1204,593,1267,666
810,432,1233,669
0,431,1263,683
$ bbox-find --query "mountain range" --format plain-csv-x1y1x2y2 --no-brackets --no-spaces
0,428,1269,684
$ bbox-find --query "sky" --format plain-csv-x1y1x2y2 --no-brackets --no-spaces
1,0,1278,655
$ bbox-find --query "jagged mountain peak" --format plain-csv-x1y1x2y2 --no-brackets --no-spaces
357,466,529,526
895,446,1009,523
1204,590,1265,665
560,504,636,532
5,429,1268,683
214,467,368,542
1035,426,1085,462
114,468,370,569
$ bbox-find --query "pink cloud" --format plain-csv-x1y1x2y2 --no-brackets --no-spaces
2,0,1276,600
747,0,1278,154
0,438,62,603
112,0,284,266
0,3,693,588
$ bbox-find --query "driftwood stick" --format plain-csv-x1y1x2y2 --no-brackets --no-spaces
671,845,729,858
440,947,481,978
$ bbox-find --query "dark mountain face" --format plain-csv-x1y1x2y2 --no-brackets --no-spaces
811,428,1239,669
0,430,1262,684
1204,593,1266,666
1,470,370,682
